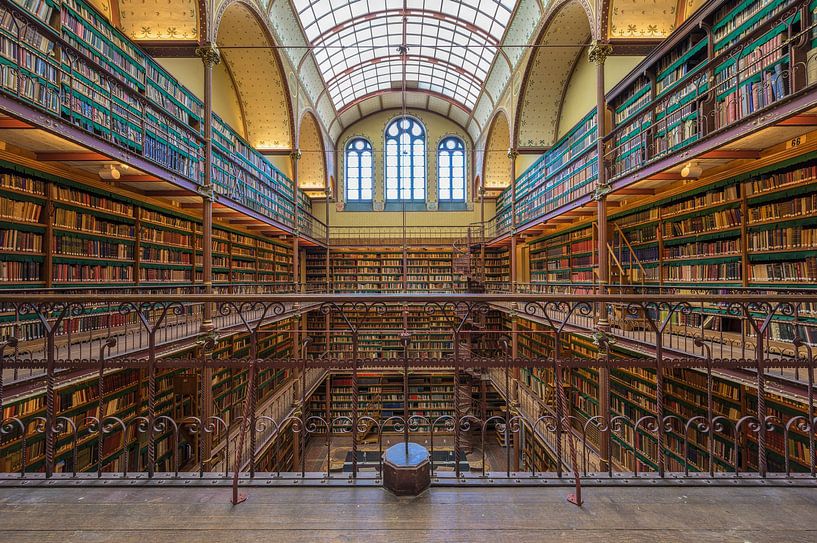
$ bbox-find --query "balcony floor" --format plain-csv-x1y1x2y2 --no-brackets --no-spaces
1,485,815,542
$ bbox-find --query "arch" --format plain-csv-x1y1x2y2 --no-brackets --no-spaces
483,110,511,190
214,0,294,150
298,111,327,190
515,0,594,149
384,116,427,202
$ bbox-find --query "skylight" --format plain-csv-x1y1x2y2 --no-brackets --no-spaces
292,0,516,112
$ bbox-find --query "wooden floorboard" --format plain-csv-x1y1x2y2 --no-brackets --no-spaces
0,486,816,542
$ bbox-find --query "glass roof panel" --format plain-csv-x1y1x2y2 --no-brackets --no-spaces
292,0,517,112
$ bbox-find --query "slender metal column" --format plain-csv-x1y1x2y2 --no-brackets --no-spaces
590,40,613,311
291,150,302,293
509,149,518,292
196,44,220,329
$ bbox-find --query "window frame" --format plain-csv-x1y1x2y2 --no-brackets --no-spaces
437,135,467,203
344,137,374,203
384,116,427,203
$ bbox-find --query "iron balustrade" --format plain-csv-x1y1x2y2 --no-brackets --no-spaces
0,293,813,506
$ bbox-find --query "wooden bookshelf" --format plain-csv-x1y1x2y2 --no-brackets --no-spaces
0,317,296,474
0,0,309,232
307,372,456,433
306,247,466,293
512,316,815,474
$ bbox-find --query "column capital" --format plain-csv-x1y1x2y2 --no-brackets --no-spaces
592,182,612,201
290,148,302,160
195,43,221,67
197,184,217,201
587,41,613,65
507,148,519,160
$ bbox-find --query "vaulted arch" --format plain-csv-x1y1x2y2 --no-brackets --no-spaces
113,0,202,41
298,111,327,192
214,0,293,150
483,110,511,191
515,0,594,149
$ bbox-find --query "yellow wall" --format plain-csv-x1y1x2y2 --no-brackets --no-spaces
327,109,488,228
558,55,643,139
257,153,293,179
157,58,245,139
515,154,543,177
312,199,496,229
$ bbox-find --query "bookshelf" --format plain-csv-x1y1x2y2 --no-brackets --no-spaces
307,372,456,433
1,0,312,232
528,225,595,286
512,316,814,473
0,162,296,345
495,110,598,233
0,318,297,474
306,305,459,359
306,247,466,293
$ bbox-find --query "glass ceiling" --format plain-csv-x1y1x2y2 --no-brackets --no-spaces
292,0,516,112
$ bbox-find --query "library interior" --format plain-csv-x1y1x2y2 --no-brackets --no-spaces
0,0,817,540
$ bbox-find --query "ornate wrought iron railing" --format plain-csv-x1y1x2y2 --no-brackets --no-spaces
0,294,814,506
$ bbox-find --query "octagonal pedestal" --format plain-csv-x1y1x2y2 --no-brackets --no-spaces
382,442,430,496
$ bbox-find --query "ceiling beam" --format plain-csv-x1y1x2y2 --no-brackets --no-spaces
648,172,685,180
777,114,817,126
699,150,761,160
145,190,193,197
138,41,198,57
608,38,664,56
180,203,202,209
36,151,111,161
0,119,33,129
114,175,164,183
615,188,656,196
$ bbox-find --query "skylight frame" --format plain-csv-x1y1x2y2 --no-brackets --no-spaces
291,0,516,112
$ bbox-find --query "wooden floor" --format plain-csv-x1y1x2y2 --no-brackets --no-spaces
1,485,815,542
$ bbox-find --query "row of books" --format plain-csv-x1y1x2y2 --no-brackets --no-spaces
713,0,788,48
716,66,787,125
0,228,42,252
749,225,817,250
53,186,133,216
663,208,742,237
56,235,133,259
54,208,133,237
749,258,817,281
53,262,133,282
748,193,817,223
663,185,740,217
0,199,41,223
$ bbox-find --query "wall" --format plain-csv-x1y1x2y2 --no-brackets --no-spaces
312,199,496,229
326,109,488,228
157,58,245,139
558,55,644,139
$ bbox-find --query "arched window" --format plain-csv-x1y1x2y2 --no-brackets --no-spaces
345,138,373,201
385,117,426,201
437,136,466,202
